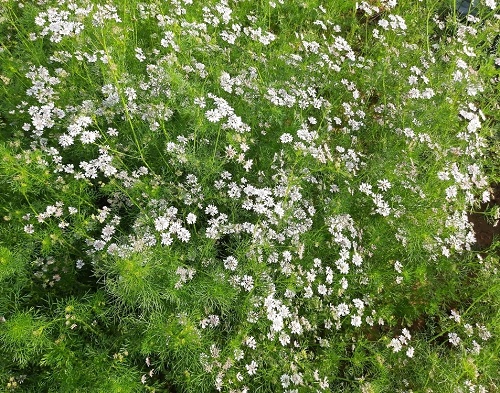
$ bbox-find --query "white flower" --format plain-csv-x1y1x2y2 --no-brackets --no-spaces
359,182,373,194
243,159,253,172
279,331,290,346
223,256,238,271
186,213,197,224
245,360,258,375
102,224,115,239
388,337,402,352
155,216,170,232
464,323,474,337
206,109,223,122
280,374,290,388
271,314,284,332
353,299,365,311
205,205,218,215
194,97,206,108
406,346,414,358
209,314,220,327
240,275,254,291
442,247,450,258
245,336,256,349
161,232,173,246
317,284,327,295
176,228,191,242
280,133,293,143
210,344,220,358
24,224,35,234
445,185,458,201
352,253,363,266
469,340,481,355
379,19,389,29
450,310,461,323
337,260,349,274
485,0,496,9
93,240,106,251
351,315,362,327
290,320,303,335
377,179,392,191
476,325,491,341
160,31,179,51
234,348,244,361
291,373,303,385
80,130,100,144
59,134,74,147
337,303,350,316
448,332,461,346
135,47,146,62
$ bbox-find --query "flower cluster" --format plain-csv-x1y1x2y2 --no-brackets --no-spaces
3,0,498,391
387,328,414,358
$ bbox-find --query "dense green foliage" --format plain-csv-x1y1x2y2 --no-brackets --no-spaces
0,0,499,392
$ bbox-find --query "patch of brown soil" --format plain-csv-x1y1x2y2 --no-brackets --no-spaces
468,184,500,249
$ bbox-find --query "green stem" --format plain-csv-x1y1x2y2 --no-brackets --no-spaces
99,31,153,174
